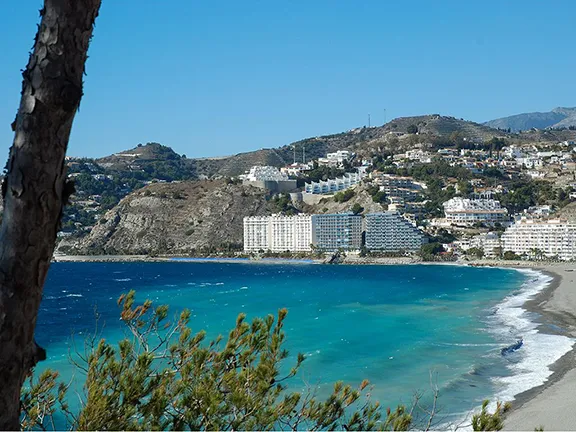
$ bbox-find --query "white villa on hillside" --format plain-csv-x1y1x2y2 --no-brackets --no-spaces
317,150,354,167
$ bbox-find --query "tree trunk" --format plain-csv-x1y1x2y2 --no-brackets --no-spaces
0,1,100,428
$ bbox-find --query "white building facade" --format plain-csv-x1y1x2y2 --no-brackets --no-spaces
318,150,354,167
304,172,364,195
311,213,362,251
243,214,312,253
465,232,502,258
443,198,509,226
243,216,270,252
365,212,427,252
241,166,289,181
502,218,576,261
241,166,297,192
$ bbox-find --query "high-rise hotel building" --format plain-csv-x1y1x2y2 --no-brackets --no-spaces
365,212,427,252
501,218,576,260
243,213,363,253
311,213,362,252
243,214,312,252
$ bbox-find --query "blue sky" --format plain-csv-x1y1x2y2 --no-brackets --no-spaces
2,1,576,159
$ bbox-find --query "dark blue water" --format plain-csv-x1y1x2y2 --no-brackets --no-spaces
36,262,551,424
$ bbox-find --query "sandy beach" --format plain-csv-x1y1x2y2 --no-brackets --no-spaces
502,263,576,431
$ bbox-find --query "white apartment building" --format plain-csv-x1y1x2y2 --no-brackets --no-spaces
502,145,525,159
243,214,313,253
243,216,270,252
311,213,362,252
404,149,433,164
304,172,364,194
443,198,509,226
365,212,427,252
374,174,425,201
241,166,289,182
280,163,313,177
317,150,354,167
502,218,576,260
522,205,554,219
469,232,502,258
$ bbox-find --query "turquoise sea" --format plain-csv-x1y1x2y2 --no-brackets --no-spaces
37,262,573,427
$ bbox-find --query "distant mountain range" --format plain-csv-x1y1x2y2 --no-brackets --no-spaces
484,107,576,132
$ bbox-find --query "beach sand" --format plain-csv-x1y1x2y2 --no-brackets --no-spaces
503,264,576,431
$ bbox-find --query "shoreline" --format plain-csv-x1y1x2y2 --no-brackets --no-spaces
52,254,324,265
500,265,576,431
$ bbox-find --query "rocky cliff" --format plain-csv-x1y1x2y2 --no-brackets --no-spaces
63,180,274,255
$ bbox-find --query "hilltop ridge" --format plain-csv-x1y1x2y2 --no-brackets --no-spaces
485,107,576,132
88,114,511,180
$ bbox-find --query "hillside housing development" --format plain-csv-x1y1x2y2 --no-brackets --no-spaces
373,174,426,202
443,198,509,226
456,232,502,258
304,172,364,195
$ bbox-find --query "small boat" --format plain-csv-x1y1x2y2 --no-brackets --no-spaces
501,339,523,356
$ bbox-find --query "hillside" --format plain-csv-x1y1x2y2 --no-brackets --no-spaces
383,114,506,141
88,115,510,181
192,148,288,178
95,142,196,179
189,115,509,177
59,115,517,239
63,180,274,255
485,107,576,132
59,180,386,255
188,128,391,178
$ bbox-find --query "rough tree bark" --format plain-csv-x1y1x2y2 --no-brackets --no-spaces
0,1,101,429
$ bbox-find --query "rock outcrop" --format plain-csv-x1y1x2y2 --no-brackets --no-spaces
64,180,273,255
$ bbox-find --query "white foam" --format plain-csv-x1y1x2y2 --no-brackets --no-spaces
217,289,240,294
114,278,132,282
65,293,83,298
487,269,575,403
